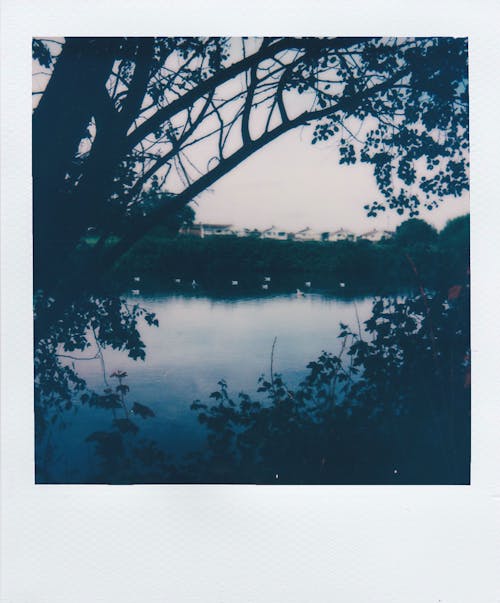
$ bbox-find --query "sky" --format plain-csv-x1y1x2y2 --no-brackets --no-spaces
32,38,470,236
194,126,469,234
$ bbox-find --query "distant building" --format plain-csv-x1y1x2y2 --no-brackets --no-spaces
243,228,262,238
359,229,394,242
178,222,390,243
229,227,246,238
325,228,355,242
179,223,204,237
261,226,289,240
293,227,321,242
202,224,235,237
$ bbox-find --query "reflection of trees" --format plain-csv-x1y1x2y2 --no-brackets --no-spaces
34,294,162,483
32,35,470,484
34,278,470,484
188,281,470,484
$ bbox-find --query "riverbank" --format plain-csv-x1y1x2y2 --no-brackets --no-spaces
107,216,469,294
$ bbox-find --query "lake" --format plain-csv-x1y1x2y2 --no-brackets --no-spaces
52,291,374,482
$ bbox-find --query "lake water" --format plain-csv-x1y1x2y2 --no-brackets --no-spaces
53,291,374,481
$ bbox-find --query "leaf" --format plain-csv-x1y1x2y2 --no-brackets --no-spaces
132,401,155,418
113,418,139,434
85,431,109,443
448,285,462,300
32,39,52,68
110,370,128,379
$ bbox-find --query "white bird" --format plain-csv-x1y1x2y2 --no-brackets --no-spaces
261,284,269,290
296,289,305,297
191,279,198,289
264,276,271,282
305,281,311,288
133,276,141,282
131,289,140,295
174,278,181,284
339,282,346,288
231,280,238,286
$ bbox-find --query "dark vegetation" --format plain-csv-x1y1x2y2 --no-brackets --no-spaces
32,37,468,298
34,214,470,485
187,281,470,485
110,215,469,293
32,37,470,484
35,274,470,484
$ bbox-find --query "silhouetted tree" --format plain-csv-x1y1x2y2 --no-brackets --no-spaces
33,37,468,296
440,214,470,247
393,218,438,246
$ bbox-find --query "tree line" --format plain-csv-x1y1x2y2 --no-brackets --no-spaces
110,215,469,293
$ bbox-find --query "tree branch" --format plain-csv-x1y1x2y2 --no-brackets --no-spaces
125,37,375,150
119,38,155,123
241,64,259,145
102,63,410,270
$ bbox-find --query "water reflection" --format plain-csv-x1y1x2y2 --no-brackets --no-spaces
34,285,470,484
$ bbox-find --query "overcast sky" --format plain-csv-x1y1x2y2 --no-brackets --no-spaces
32,38,469,235
194,126,469,234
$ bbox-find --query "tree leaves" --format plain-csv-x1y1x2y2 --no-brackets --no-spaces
113,418,139,434
32,39,53,68
132,402,155,418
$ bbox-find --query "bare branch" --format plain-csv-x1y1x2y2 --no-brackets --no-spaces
125,37,375,150
241,64,259,145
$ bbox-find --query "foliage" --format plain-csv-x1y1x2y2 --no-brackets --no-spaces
32,35,470,482
186,281,470,484
439,214,470,256
393,217,438,246
34,266,470,484
112,216,469,292
34,293,160,482
33,37,468,294
32,39,54,68
80,371,172,484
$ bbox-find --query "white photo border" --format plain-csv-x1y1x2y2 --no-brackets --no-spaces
1,1,499,601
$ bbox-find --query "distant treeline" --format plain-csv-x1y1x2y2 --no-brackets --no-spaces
110,215,469,293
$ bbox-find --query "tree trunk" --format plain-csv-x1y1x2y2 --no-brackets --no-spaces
33,37,121,292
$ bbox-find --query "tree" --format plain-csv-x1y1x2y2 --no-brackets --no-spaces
33,37,468,296
438,214,470,282
393,217,438,246
440,214,470,247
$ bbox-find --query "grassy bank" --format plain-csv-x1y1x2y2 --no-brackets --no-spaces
106,216,469,294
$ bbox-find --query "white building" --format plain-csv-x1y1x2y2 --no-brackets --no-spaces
230,227,249,238
293,227,321,242
359,229,394,242
326,228,355,242
261,226,289,240
243,228,262,238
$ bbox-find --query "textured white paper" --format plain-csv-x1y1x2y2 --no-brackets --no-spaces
1,1,500,601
